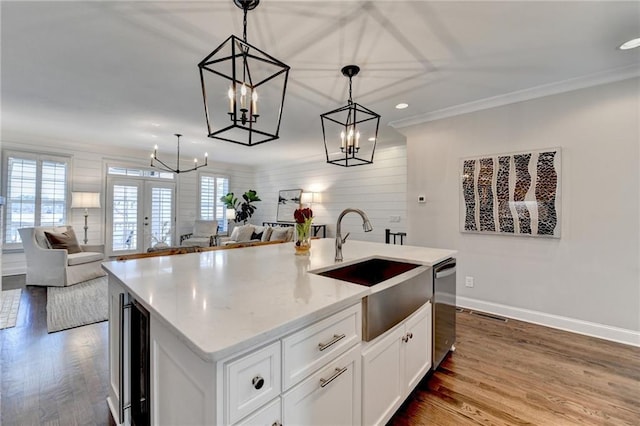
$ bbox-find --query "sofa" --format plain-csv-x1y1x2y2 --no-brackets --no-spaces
18,226,106,287
220,223,294,246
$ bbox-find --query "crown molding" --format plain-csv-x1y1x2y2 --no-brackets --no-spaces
389,64,640,129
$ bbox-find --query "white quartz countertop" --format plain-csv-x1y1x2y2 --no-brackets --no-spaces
102,238,456,362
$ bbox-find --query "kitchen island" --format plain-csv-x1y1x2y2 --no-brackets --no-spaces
103,238,455,425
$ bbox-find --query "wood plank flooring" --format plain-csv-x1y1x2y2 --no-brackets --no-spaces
2,275,638,425
391,309,640,426
1,275,114,426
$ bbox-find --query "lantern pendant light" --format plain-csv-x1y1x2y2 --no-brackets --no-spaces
198,0,290,147
320,65,380,167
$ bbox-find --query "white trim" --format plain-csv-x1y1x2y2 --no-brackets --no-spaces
457,296,640,348
2,266,26,276
389,65,640,129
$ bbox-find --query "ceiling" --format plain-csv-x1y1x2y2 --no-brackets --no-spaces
2,1,639,166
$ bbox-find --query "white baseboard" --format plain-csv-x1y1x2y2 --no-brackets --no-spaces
2,266,26,277
457,296,640,348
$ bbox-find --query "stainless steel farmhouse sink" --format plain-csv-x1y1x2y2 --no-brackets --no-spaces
315,257,420,287
312,257,433,341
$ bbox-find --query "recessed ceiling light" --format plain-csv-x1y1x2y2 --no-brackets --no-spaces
619,38,640,50
368,137,376,142
395,103,409,110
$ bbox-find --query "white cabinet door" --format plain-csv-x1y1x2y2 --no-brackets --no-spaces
362,326,405,426
361,301,433,426
404,302,432,392
283,345,361,426
107,277,129,425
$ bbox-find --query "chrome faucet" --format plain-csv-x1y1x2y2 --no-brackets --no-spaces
335,208,373,261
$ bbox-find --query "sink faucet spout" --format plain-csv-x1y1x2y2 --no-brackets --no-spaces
335,208,373,261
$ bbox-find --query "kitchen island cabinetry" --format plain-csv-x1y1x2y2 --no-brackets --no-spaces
107,273,363,425
103,238,455,425
362,301,432,426
106,278,129,425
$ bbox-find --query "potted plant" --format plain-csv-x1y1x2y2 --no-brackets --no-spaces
220,190,261,224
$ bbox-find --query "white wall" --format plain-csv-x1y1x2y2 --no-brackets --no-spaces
251,145,408,244
401,78,640,341
1,139,254,275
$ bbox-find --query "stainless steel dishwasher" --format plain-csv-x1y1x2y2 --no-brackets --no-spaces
433,258,456,369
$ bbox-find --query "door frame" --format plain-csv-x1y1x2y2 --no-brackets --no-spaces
105,174,176,256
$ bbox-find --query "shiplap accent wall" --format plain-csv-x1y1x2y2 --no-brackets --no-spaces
1,139,405,275
250,145,408,244
1,140,253,275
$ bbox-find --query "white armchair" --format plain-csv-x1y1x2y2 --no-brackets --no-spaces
180,220,219,247
18,226,106,287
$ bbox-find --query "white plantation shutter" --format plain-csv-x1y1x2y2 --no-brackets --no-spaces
4,153,69,246
199,173,230,232
112,185,138,251
151,187,173,246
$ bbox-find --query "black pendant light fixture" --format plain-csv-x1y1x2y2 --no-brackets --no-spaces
198,0,290,146
150,134,208,174
321,65,380,167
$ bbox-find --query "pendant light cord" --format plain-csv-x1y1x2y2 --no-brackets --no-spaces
243,5,248,43
348,76,353,105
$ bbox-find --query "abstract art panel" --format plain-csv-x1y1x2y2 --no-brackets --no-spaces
460,148,561,238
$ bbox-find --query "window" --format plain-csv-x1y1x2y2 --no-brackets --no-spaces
199,173,229,233
3,152,70,246
107,166,174,180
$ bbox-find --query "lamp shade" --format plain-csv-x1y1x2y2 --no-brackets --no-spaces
71,192,101,209
300,192,314,204
226,208,237,221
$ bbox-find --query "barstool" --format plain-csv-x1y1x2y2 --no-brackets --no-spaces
385,228,407,245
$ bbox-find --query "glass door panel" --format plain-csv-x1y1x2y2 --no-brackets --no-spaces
107,181,141,255
106,177,175,255
145,182,175,249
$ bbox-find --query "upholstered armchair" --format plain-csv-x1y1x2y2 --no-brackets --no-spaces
18,226,106,287
180,220,219,247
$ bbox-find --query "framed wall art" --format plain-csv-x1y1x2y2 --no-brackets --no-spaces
276,188,302,222
460,148,561,238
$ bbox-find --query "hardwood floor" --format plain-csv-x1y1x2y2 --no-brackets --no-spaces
391,309,640,426
1,275,113,426
2,275,638,425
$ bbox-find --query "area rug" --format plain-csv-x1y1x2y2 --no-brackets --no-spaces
0,289,22,330
47,276,108,333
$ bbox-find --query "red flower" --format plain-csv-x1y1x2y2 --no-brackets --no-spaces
294,207,313,223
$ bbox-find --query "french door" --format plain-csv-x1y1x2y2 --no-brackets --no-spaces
106,178,176,256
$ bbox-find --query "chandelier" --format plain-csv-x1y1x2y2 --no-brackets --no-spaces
320,65,380,167
198,0,290,146
150,134,208,174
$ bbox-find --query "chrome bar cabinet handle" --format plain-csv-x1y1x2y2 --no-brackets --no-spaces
318,333,346,351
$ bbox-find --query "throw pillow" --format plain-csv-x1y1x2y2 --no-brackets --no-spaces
261,227,273,242
251,231,263,241
229,226,241,242
269,227,290,242
235,225,255,242
35,226,68,249
44,229,82,254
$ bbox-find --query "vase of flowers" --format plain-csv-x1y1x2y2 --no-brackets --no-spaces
294,207,313,255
